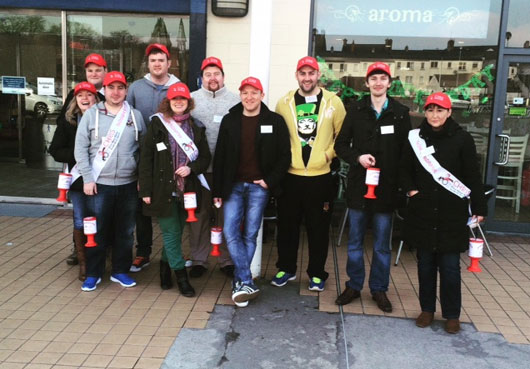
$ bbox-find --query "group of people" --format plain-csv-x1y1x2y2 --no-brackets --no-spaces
50,46,487,335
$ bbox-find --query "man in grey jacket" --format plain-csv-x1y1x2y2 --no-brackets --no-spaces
126,43,180,272
74,71,146,292
188,57,239,278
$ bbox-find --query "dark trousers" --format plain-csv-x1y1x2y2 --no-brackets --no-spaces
85,182,137,277
417,248,461,319
135,198,153,257
276,173,332,280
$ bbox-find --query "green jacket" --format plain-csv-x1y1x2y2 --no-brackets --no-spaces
139,115,211,218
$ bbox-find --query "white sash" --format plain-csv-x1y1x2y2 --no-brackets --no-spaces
90,102,132,182
155,113,209,190
408,129,471,199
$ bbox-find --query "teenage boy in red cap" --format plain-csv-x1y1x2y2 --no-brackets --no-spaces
273,56,346,292
58,53,107,266
213,77,290,307
334,62,411,312
75,71,146,292
127,43,180,272
188,56,239,278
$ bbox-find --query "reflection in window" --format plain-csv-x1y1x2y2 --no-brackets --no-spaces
506,0,530,48
312,0,502,180
66,14,189,89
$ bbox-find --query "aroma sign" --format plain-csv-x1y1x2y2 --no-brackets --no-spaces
316,0,491,39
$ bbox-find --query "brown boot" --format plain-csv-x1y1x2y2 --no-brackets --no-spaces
445,319,461,334
415,312,434,328
73,229,86,281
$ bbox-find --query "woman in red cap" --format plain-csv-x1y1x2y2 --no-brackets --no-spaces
139,82,211,297
400,92,487,333
50,82,99,281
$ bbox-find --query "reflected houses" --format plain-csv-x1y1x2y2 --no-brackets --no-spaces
314,34,497,112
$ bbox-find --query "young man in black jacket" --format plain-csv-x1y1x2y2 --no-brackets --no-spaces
334,62,411,312
213,77,291,307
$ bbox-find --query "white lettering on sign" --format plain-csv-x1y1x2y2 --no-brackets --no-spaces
363,7,434,23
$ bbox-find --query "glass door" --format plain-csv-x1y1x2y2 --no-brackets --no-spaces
487,57,530,231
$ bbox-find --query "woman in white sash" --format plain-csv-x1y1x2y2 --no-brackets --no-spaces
139,82,211,297
49,82,99,281
400,92,487,334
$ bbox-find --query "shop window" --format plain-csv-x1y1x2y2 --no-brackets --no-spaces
312,0,501,147
506,0,530,48
66,13,189,89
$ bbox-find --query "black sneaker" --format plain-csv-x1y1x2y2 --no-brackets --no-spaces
130,256,150,272
189,265,207,278
220,265,235,277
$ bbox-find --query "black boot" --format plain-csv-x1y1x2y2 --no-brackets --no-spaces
160,260,173,290
175,268,195,297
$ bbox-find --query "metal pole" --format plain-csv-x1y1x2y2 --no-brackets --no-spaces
16,37,23,162
61,11,67,102
249,0,273,278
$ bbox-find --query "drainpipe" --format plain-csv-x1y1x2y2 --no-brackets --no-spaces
248,0,273,278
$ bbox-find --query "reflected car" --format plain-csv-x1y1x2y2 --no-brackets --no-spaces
24,83,63,117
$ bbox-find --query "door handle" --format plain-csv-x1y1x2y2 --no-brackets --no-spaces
494,134,510,165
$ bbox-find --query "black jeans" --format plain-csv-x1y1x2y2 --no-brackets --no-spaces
417,248,461,319
276,173,333,281
135,198,152,258
85,182,137,277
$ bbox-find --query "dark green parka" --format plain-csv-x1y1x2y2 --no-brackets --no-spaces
139,115,211,218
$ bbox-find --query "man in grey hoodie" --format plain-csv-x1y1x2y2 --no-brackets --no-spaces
74,71,146,292
188,57,239,278
127,43,180,272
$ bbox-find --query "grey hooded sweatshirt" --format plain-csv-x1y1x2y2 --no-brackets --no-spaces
190,85,240,172
126,73,180,124
74,102,146,186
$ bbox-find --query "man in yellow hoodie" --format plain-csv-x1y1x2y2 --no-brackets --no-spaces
272,56,346,292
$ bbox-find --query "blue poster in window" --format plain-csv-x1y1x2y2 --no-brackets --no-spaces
315,0,492,39
2,76,27,95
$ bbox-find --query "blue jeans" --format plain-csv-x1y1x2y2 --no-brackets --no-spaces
346,208,392,292
223,182,269,285
417,249,461,319
69,189,88,230
85,182,138,277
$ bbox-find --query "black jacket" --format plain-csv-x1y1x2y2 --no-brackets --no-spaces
139,116,211,218
49,114,83,191
334,95,411,212
399,118,487,253
213,102,291,199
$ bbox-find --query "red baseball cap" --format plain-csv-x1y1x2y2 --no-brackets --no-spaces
145,43,170,58
424,92,452,109
366,62,391,78
167,83,191,100
74,81,97,96
84,53,107,68
103,71,127,87
296,56,319,71
239,77,263,92
201,56,223,71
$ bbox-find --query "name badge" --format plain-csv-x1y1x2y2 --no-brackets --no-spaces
380,125,394,135
213,115,223,123
261,125,273,134
156,142,167,151
305,95,318,103
421,145,435,157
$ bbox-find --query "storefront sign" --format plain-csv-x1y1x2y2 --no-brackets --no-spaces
316,0,491,39
2,76,27,94
38,77,55,96
508,107,527,116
